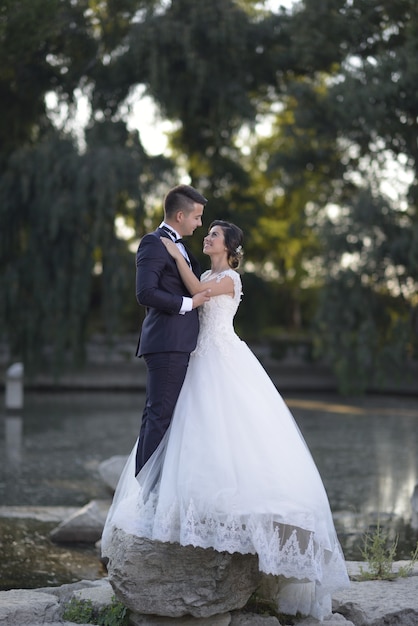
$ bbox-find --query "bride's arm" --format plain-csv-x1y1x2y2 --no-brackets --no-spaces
161,238,201,294
161,238,234,297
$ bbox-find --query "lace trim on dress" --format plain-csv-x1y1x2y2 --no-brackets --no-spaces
133,492,348,590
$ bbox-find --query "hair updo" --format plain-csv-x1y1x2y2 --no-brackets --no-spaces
209,220,244,269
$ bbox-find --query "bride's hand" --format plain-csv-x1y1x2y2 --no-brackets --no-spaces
161,237,182,260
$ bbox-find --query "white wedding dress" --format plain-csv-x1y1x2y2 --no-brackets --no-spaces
102,269,349,620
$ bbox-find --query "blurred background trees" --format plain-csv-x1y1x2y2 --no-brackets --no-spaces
0,0,417,393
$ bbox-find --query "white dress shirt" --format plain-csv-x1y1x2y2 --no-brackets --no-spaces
160,222,193,314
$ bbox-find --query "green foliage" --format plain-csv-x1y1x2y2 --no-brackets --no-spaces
314,187,417,393
359,524,398,580
97,0,282,147
96,599,129,626
0,124,170,372
359,524,418,581
398,542,418,578
63,598,95,623
269,1,418,392
1,0,418,386
0,0,98,160
62,596,129,626
314,271,414,394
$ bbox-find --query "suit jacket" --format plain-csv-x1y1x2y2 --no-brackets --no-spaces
135,227,201,356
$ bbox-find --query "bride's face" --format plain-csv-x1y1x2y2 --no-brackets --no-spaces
203,226,226,256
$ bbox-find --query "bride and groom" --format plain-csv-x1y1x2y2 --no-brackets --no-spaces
102,184,349,620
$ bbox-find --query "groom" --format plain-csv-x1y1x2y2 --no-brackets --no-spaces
134,184,211,475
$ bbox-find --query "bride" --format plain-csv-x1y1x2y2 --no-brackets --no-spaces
101,220,349,620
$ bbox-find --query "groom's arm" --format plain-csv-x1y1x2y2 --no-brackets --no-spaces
136,235,186,314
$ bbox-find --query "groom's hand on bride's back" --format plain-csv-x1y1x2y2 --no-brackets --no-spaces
192,289,211,309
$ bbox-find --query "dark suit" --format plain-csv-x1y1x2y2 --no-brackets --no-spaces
135,227,201,474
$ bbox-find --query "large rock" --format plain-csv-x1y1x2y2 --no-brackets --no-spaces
0,589,60,625
0,579,114,626
104,527,262,618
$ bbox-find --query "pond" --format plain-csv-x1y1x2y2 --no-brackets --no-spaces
1,390,418,590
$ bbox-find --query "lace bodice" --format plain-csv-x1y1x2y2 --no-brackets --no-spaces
193,269,243,357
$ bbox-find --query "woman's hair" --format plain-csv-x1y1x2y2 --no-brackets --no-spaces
209,220,244,269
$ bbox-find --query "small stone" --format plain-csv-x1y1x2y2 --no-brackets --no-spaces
50,499,110,543
99,456,128,492
230,612,282,625
130,612,232,625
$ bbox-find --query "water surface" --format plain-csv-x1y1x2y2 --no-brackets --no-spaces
1,391,418,589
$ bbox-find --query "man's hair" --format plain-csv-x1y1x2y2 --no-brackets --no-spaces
164,184,207,218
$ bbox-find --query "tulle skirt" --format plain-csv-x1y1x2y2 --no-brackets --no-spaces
102,339,349,619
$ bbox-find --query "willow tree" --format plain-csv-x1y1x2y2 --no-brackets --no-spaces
0,0,172,371
0,122,170,372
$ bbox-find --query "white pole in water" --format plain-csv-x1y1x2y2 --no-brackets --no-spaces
5,362,24,410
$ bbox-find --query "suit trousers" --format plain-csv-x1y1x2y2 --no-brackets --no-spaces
135,351,190,476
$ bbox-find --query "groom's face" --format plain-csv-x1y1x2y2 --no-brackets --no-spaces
177,203,204,237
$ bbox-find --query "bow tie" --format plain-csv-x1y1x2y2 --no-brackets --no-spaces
161,225,190,265
161,225,179,240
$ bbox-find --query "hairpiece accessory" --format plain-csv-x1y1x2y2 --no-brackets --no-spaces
235,245,243,254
